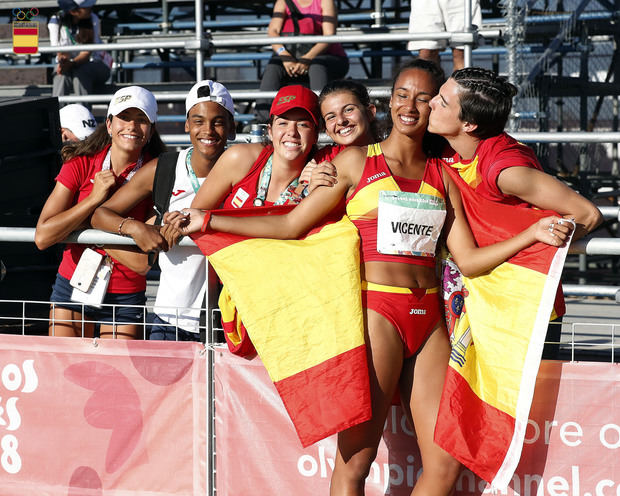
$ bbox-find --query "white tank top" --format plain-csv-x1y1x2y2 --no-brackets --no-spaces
153,148,206,333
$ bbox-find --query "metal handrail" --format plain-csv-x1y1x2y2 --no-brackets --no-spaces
1,227,618,302
0,30,496,57
0,226,617,256
161,131,620,146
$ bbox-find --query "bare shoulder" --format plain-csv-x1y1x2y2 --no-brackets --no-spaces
332,145,367,168
212,143,265,183
220,143,263,166
332,145,367,188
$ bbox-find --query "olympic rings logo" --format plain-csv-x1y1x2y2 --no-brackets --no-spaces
12,8,39,21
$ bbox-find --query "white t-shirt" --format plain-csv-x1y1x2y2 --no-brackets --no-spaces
153,148,207,333
48,12,112,67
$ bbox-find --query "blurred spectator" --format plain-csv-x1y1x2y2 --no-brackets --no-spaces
59,103,97,142
407,0,481,71
48,0,112,98
256,0,348,123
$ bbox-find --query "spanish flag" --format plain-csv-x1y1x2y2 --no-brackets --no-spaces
12,22,39,54
191,207,371,447
435,165,573,489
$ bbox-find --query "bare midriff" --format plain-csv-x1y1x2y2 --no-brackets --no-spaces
362,261,438,289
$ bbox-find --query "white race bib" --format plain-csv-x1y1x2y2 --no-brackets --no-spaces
377,191,446,256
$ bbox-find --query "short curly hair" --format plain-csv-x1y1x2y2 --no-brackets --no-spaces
451,67,517,139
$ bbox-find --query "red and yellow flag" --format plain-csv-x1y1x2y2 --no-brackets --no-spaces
191,207,371,447
12,22,39,54
435,165,573,489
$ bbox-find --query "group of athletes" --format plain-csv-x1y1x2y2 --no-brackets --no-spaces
35,59,602,494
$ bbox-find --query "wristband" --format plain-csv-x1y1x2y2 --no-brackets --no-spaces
276,46,286,55
117,217,134,236
201,210,213,233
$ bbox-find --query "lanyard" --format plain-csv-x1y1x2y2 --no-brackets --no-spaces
101,148,143,183
184,148,202,194
253,154,301,206
63,25,77,45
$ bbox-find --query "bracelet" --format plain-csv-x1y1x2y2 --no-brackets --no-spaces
276,46,286,55
201,211,213,233
117,217,134,236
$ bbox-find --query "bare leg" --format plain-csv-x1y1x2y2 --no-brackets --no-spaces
100,323,142,340
418,49,441,68
451,48,465,71
401,325,461,495
330,308,404,495
48,306,94,338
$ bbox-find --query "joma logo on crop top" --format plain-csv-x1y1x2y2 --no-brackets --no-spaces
366,172,386,183
277,95,296,105
391,222,432,236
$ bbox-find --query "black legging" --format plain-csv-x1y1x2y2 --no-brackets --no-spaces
256,53,349,123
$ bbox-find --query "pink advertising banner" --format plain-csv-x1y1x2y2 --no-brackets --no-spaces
215,347,620,495
0,334,206,496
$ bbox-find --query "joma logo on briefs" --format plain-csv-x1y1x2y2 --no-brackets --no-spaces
409,309,426,315
367,172,386,183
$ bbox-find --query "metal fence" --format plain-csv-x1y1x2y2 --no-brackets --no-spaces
1,226,619,362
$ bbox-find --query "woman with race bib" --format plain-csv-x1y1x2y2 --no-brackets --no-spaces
35,86,167,339
171,60,572,495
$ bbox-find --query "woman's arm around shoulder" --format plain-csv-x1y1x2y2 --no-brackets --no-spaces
205,144,363,239
175,145,363,239
443,172,573,277
191,143,264,210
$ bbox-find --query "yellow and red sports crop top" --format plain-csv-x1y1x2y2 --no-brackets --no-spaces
345,143,446,266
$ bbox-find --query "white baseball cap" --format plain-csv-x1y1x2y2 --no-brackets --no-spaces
185,80,236,139
59,104,96,140
107,86,158,123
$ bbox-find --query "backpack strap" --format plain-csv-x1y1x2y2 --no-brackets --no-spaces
283,0,302,34
152,151,180,225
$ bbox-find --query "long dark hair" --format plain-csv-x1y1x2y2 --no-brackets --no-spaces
61,117,167,162
318,79,381,142
56,9,95,44
387,58,448,158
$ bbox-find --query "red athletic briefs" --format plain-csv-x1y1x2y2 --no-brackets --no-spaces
361,282,442,358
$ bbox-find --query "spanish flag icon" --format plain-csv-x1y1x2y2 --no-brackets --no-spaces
13,22,39,54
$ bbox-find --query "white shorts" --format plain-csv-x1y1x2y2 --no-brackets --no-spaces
407,0,482,51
